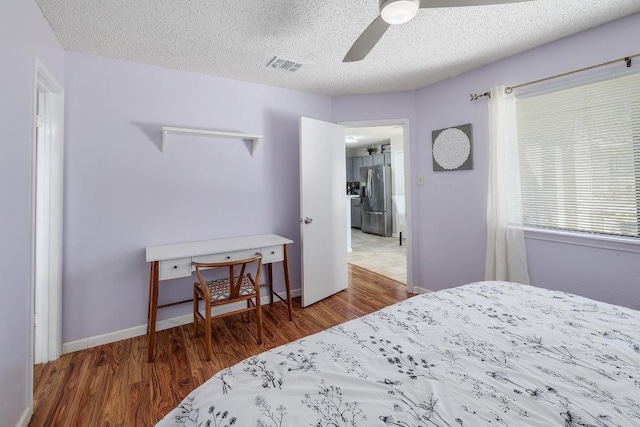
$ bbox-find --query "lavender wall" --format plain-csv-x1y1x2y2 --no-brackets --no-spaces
0,0,64,424
63,53,332,342
408,13,640,307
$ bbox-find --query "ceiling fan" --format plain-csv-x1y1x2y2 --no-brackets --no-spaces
343,0,533,62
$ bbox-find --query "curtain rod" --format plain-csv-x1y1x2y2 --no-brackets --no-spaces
469,52,639,101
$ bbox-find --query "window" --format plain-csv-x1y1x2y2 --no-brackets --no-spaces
516,71,640,239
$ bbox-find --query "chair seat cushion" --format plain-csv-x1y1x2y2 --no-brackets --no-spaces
198,276,256,301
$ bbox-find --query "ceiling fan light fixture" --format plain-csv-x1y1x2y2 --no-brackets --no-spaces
379,0,420,25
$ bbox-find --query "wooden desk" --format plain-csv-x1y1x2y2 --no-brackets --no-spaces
145,233,293,362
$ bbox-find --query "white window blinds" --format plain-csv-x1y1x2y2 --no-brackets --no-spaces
516,71,640,239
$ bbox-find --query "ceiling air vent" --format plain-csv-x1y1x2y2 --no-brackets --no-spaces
267,56,302,72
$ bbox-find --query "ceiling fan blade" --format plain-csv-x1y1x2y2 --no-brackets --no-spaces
420,0,532,8
343,15,391,63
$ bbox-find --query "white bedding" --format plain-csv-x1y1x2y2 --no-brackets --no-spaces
157,281,640,426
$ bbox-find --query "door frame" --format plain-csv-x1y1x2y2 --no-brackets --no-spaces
31,56,64,373
339,118,414,293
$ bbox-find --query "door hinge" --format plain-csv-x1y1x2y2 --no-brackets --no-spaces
36,115,45,128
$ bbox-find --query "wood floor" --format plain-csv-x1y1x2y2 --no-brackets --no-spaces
30,264,411,426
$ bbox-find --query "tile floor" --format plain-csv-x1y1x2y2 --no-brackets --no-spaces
348,228,407,284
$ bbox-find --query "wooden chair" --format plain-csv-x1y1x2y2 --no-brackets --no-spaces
192,254,263,360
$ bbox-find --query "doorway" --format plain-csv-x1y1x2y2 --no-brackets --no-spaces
341,119,412,292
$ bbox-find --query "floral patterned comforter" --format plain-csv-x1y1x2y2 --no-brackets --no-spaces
157,281,640,426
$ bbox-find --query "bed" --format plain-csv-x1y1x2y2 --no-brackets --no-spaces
157,281,640,426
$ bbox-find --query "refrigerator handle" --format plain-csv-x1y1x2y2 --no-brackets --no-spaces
367,168,374,208
365,168,370,198
363,175,367,197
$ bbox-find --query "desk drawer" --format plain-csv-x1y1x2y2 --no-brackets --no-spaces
193,249,260,265
261,245,283,263
158,257,191,280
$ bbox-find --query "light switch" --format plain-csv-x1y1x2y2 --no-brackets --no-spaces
417,175,424,186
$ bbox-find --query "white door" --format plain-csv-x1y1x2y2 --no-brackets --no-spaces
299,117,347,307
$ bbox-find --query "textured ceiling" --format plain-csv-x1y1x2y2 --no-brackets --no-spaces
35,0,640,96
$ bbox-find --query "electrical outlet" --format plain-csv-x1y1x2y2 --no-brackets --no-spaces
417,175,424,186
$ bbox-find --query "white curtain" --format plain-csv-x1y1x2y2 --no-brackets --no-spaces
485,85,530,284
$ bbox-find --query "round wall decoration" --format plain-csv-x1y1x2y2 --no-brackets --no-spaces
431,123,473,171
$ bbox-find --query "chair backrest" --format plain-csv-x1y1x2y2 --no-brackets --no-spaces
392,195,406,232
192,253,263,300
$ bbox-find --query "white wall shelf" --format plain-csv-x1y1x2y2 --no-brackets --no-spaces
161,126,263,155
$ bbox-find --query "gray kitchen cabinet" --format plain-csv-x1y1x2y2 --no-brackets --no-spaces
372,153,385,166
352,156,364,181
351,198,361,228
348,155,391,181
346,157,353,181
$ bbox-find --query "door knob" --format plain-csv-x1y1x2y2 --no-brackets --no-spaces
304,217,313,224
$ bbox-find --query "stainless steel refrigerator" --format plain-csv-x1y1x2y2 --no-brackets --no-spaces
360,165,392,237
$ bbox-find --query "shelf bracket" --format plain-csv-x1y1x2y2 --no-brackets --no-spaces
161,126,263,156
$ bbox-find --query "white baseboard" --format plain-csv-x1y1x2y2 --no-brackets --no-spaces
412,285,431,295
16,406,32,427
62,289,301,354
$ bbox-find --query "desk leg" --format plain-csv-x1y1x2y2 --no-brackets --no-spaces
147,261,159,362
147,262,153,333
283,244,293,321
267,263,274,305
